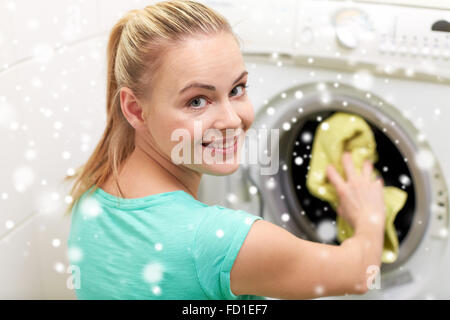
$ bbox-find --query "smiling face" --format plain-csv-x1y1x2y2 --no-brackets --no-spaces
140,32,254,176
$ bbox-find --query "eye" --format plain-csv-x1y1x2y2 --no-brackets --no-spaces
186,83,248,110
188,97,207,109
230,84,248,97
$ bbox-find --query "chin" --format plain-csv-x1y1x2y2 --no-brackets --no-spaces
203,162,241,176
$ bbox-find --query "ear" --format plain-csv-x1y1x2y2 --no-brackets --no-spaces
119,87,147,129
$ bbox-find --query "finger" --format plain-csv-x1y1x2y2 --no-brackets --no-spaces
362,160,373,180
375,177,385,187
326,164,346,192
342,152,357,181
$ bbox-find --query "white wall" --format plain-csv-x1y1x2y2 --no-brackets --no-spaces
0,0,162,300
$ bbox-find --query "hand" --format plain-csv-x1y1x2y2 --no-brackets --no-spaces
326,152,386,231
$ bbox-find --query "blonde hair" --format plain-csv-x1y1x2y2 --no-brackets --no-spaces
62,0,241,216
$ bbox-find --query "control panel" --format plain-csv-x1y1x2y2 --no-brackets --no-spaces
294,0,450,79
202,0,450,80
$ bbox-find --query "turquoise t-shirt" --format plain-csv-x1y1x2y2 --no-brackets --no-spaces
67,186,265,300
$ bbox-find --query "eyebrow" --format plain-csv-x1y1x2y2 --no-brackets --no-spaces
178,71,248,95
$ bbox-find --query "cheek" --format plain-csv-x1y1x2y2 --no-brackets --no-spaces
164,119,209,152
146,115,183,151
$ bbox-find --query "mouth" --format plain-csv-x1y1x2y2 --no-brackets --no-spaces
201,136,239,154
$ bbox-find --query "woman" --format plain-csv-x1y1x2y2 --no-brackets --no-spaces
64,0,386,300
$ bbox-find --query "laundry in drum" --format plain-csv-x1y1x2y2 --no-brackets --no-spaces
305,112,407,264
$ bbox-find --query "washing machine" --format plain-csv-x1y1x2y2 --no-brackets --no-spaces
198,0,450,299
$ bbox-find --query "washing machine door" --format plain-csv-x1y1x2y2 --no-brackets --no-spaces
239,82,449,278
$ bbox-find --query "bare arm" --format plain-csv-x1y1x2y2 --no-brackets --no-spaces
230,220,382,299
230,153,386,299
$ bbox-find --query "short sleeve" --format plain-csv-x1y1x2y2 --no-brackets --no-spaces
192,205,263,300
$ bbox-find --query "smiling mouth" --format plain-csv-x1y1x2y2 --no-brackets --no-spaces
201,136,238,149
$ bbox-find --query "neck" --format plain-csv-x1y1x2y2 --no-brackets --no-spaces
133,134,202,200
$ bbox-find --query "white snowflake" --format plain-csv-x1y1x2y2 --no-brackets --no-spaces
79,197,102,219
67,246,83,263
317,220,336,242
295,90,304,100
216,229,224,238
295,157,304,166
415,149,435,170
143,262,164,284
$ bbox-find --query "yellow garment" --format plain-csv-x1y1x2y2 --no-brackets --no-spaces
306,112,407,263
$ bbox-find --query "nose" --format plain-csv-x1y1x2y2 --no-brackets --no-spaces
213,99,242,130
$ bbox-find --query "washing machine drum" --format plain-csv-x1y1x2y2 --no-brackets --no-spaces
250,82,447,272
289,110,416,246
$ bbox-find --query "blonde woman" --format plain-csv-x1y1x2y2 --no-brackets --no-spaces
64,0,386,300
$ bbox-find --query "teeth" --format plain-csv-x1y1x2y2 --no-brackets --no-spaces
211,141,233,149
206,137,236,149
